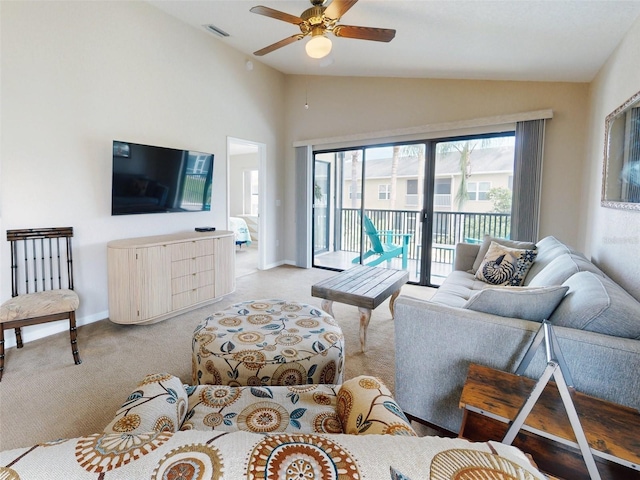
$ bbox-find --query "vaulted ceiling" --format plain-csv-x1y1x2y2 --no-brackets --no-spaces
149,0,640,82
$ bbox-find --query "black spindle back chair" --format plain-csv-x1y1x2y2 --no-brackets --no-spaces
0,227,82,381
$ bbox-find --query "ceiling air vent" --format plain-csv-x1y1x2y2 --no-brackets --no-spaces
204,24,230,38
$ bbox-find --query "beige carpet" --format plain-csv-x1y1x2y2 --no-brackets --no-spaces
0,265,435,451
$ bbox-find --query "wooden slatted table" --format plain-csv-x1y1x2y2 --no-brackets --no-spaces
311,265,409,352
459,363,640,480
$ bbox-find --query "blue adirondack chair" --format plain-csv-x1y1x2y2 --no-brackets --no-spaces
352,215,411,270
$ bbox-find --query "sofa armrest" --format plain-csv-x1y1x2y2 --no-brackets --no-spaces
454,243,480,272
337,375,416,436
104,373,188,434
393,295,640,434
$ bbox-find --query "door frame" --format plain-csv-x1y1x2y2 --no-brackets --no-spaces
312,159,332,256
226,136,266,271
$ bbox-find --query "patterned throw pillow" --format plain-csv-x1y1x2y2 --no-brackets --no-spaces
475,241,537,286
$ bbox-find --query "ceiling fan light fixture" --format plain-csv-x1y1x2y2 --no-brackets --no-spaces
305,34,332,59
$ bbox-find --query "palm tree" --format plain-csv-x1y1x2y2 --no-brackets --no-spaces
390,144,425,210
437,140,476,211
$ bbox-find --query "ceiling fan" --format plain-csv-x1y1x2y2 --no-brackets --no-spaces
250,0,396,59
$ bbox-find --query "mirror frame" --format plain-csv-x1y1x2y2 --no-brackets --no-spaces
601,90,640,210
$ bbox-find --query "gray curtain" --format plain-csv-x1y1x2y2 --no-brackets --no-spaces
511,119,546,242
295,146,312,267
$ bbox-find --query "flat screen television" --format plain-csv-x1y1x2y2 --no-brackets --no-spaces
112,140,214,215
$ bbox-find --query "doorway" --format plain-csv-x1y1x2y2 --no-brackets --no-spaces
227,137,266,276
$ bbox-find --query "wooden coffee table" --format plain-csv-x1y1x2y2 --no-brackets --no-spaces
311,265,409,352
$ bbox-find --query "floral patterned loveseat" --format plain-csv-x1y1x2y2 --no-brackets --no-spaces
0,373,547,479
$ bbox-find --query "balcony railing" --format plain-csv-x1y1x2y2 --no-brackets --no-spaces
339,208,511,261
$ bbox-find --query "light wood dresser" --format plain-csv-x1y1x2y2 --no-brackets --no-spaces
107,231,235,325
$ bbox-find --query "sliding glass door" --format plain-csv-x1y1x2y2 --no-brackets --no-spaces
311,132,517,286
429,134,515,284
313,160,331,255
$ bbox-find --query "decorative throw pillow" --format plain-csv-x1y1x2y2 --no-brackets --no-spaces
463,285,569,322
471,235,537,274
475,241,537,286
337,375,416,436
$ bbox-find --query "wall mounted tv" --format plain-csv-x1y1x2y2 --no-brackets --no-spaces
112,141,214,216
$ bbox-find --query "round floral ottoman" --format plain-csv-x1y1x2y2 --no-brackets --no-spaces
192,299,345,386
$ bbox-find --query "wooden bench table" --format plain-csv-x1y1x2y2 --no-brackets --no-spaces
459,363,640,480
311,265,409,352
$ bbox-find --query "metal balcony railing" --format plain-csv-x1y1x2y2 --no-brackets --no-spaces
338,208,511,262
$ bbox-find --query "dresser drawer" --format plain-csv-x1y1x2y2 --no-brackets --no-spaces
172,285,216,310
171,255,214,277
171,269,215,293
170,239,214,261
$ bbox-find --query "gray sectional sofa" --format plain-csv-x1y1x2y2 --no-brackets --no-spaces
394,235,640,434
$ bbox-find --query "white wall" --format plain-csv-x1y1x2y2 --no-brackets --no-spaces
583,16,640,300
0,1,286,346
282,76,589,264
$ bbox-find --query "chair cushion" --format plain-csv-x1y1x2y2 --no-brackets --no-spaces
463,285,569,322
475,241,537,286
0,289,79,322
337,375,416,436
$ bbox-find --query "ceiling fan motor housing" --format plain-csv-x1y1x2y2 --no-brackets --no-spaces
302,6,326,25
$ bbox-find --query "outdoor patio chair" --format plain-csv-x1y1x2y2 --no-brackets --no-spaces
352,215,411,270
0,227,81,381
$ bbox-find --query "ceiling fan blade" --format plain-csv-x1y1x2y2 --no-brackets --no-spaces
250,5,304,25
253,34,305,56
333,25,396,42
324,0,358,20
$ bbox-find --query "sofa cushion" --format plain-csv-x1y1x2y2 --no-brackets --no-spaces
337,375,416,436
527,253,605,287
182,383,342,434
429,271,488,307
549,272,640,339
463,285,569,322
471,235,536,274
526,236,575,281
475,241,537,286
